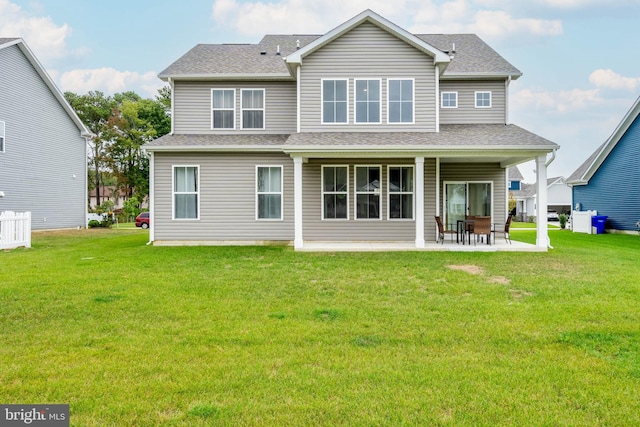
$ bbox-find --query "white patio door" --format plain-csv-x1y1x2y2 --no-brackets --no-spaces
444,182,492,230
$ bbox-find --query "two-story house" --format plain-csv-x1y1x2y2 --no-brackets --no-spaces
144,10,558,250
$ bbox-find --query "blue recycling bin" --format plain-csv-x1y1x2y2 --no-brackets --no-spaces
591,215,607,234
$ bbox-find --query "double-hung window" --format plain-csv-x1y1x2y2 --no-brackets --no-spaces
0,121,4,152
322,79,348,124
173,166,199,220
441,92,458,109
355,166,381,219
388,79,414,123
242,89,265,129
256,166,282,220
475,91,491,108
212,89,235,129
388,166,414,219
355,79,381,123
322,166,348,219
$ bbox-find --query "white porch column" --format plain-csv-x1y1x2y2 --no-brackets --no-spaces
294,156,304,250
535,154,549,249
415,156,425,248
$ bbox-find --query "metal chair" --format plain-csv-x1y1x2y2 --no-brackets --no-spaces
435,216,456,244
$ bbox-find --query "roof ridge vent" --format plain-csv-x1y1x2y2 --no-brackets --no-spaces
276,45,281,55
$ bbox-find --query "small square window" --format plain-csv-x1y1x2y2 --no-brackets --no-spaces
441,92,458,109
475,91,491,108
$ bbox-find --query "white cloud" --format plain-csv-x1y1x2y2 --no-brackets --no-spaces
512,87,601,113
58,68,164,98
0,0,78,64
589,69,640,92
211,0,563,42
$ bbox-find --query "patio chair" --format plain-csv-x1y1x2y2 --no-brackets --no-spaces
492,215,513,244
435,216,456,244
473,216,492,245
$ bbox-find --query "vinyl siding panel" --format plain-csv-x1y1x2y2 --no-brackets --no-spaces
302,159,435,241
153,152,294,241
440,81,506,124
0,44,86,230
300,22,437,132
573,115,640,231
173,81,296,134
439,163,507,224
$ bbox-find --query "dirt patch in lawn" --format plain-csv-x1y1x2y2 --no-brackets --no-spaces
488,276,511,285
447,265,484,275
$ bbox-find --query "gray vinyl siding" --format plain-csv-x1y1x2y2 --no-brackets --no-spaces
300,22,437,132
0,44,86,230
439,81,506,124
439,163,507,224
303,159,437,241
173,81,296,134
153,152,294,241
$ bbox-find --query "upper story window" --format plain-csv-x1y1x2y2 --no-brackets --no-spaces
355,79,381,124
322,79,348,124
256,166,283,220
0,121,5,152
242,89,265,129
441,92,458,109
355,165,381,219
173,165,199,220
388,79,414,124
322,165,349,219
475,91,492,108
211,89,235,129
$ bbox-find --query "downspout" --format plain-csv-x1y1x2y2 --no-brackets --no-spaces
505,75,511,125
169,77,175,135
145,149,154,246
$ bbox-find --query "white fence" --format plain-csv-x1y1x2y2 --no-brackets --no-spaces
0,211,32,249
572,210,596,234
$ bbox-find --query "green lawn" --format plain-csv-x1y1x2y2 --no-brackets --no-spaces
1,229,639,426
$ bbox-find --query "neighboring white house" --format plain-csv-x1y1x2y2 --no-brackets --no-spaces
512,176,572,220
0,38,91,229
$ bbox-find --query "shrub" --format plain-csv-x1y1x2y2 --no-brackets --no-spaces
88,220,101,228
559,214,568,229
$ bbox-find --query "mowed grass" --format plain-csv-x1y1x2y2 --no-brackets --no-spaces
1,229,640,426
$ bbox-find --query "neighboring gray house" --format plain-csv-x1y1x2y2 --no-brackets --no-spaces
0,38,90,230
512,176,572,220
144,10,559,250
568,96,640,231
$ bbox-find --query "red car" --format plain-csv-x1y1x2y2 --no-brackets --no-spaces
135,212,150,229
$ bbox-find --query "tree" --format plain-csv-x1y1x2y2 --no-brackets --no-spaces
65,91,115,207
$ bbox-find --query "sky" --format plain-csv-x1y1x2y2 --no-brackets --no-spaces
2,0,640,182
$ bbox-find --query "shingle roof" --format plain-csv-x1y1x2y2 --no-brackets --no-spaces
285,124,557,148
511,183,537,198
0,38,20,45
508,166,524,181
159,31,519,79
145,125,557,151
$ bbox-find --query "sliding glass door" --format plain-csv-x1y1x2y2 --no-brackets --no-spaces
444,182,492,230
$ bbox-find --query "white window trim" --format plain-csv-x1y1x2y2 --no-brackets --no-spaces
0,120,5,153
321,78,349,125
442,180,494,224
354,165,382,220
475,91,492,109
354,78,382,124
387,165,415,221
441,91,458,109
211,89,236,130
241,88,266,130
255,165,283,221
387,78,415,124
321,165,349,220
172,165,200,221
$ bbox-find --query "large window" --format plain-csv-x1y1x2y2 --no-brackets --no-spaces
475,91,492,108
322,166,349,219
388,166,414,219
211,89,235,129
242,89,265,129
355,79,381,123
355,166,381,219
256,166,282,220
322,79,348,124
173,166,199,220
441,91,458,109
388,79,414,123
0,121,4,152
